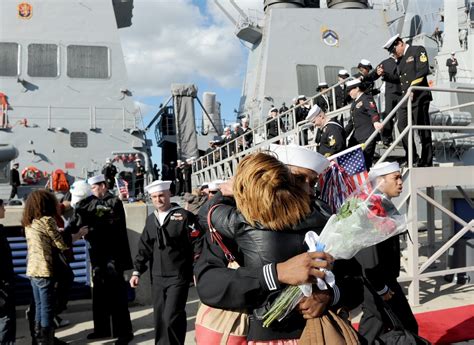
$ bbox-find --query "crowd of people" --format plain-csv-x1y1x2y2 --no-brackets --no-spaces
0,33,435,345
203,33,435,170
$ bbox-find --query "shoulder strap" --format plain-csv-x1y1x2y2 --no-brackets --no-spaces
207,204,236,264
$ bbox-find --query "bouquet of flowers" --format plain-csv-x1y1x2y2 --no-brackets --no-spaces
262,188,407,327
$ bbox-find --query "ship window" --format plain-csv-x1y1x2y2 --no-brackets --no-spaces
324,66,344,86
70,132,88,148
0,163,9,183
28,44,59,78
67,45,110,79
0,43,20,77
296,65,319,97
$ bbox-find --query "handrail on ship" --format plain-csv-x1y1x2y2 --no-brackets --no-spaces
362,86,474,168
3,104,138,131
193,86,474,186
192,87,474,306
193,77,354,175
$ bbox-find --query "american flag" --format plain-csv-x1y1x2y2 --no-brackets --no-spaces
331,145,370,190
115,177,129,199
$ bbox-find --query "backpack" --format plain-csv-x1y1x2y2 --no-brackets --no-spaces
52,169,70,192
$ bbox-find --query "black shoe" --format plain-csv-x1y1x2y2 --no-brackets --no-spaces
53,337,68,345
115,334,134,345
86,332,111,340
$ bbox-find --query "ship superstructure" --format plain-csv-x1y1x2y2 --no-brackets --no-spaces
0,0,152,199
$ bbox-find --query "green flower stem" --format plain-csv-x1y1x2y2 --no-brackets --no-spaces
262,285,302,327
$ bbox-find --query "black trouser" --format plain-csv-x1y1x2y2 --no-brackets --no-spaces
105,178,115,190
382,94,400,143
397,96,433,167
0,284,16,345
55,262,74,316
91,266,132,338
359,279,418,344
449,72,456,82
152,276,189,345
9,185,17,199
135,178,144,197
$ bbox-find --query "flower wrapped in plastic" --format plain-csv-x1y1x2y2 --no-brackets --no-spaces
262,188,407,327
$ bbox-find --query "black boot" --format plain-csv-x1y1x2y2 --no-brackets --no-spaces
39,327,54,345
31,322,41,345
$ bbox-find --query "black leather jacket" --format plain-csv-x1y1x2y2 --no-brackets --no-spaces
196,192,363,341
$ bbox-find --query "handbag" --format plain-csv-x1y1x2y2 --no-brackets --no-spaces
195,204,249,345
299,309,361,345
362,278,431,345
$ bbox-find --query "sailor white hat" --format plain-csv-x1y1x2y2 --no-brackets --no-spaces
87,174,105,185
135,158,141,162
318,82,329,87
338,69,349,76
306,104,323,122
208,182,219,192
368,161,400,181
451,51,455,55
224,126,230,131
270,107,278,112
383,34,400,50
105,158,112,163
145,180,172,194
297,95,307,100
358,59,372,67
241,117,249,123
232,122,240,128
70,180,92,207
346,79,361,91
269,144,330,174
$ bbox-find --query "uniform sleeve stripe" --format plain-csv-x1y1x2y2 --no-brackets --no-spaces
377,285,389,295
410,77,424,86
263,264,277,291
331,284,340,306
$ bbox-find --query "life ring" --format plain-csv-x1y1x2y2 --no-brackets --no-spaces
21,166,42,184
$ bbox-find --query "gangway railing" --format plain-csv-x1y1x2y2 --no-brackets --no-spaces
361,86,474,305
193,85,474,306
193,77,354,181
2,104,138,131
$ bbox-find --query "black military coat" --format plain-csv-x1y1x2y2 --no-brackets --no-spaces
398,45,432,102
380,56,402,98
318,120,346,157
315,94,333,113
134,205,202,278
68,193,133,271
345,93,380,142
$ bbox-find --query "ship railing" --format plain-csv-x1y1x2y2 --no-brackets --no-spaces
192,86,474,307
3,104,137,131
191,101,351,185
193,77,354,175
361,86,474,305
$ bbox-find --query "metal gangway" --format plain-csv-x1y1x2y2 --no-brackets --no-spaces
191,85,474,305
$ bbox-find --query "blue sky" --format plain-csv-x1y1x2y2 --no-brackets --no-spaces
119,0,257,166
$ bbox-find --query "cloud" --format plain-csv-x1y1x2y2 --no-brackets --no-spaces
119,0,262,98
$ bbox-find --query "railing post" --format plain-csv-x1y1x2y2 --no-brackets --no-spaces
89,107,93,129
408,93,413,168
407,169,420,306
122,107,126,130
48,105,52,129
426,186,435,256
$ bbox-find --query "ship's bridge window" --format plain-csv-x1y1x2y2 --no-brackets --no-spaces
67,45,110,79
296,65,319,97
324,66,344,86
0,42,20,77
28,44,59,78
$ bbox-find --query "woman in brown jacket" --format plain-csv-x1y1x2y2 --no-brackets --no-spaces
22,190,69,345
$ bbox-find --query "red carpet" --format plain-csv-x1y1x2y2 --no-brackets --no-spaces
353,304,474,344
416,304,474,344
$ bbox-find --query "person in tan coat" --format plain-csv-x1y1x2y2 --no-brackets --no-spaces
23,189,69,345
